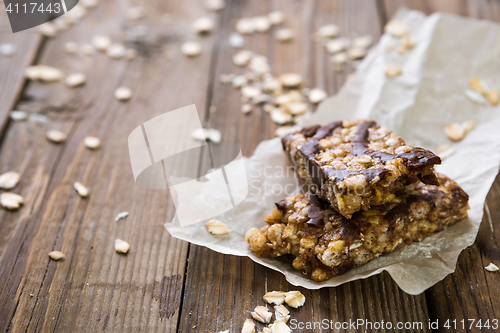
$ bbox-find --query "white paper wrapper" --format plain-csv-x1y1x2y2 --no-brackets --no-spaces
166,9,500,295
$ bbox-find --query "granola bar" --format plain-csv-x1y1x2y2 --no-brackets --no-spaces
282,119,441,218
246,174,469,282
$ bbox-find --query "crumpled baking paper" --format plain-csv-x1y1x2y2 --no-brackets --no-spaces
165,8,500,295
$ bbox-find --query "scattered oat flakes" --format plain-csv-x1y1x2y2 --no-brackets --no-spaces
64,41,78,54
0,171,20,190
487,88,499,106
84,136,101,150
241,319,255,333
46,130,67,143
205,0,225,11
192,17,214,34
352,35,373,49
308,88,327,104
229,33,244,48
485,263,499,272
74,182,89,198
115,239,130,254
284,291,305,308
263,291,287,305
191,128,222,143
0,192,24,210
270,321,291,333
284,102,308,115
241,104,253,114
127,6,145,21
115,86,132,101
25,65,64,82
92,35,111,51
464,89,488,105
49,251,65,261
275,29,294,42
254,16,271,32
398,36,415,54
469,77,489,95
65,73,87,87
236,18,256,35
316,24,339,39
206,219,230,235
232,75,248,88
270,108,293,125
233,50,253,66
347,47,367,60
181,41,202,57
384,20,408,37
106,43,127,59
114,211,129,222
279,73,302,87
251,306,272,324
445,121,475,141
38,22,57,37
10,111,27,121
325,38,348,54
0,43,16,56
331,52,348,71
274,305,290,323
268,11,284,25
385,65,402,77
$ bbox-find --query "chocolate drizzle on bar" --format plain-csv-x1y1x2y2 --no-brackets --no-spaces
305,192,325,227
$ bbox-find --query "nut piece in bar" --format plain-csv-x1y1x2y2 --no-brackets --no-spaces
282,119,441,218
246,174,469,282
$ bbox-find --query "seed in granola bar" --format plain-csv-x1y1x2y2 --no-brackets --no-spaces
92,35,111,51
254,16,271,32
181,41,202,57
65,73,87,87
233,50,253,66
49,251,65,261
206,219,230,234
205,0,225,11
115,86,132,101
263,291,287,305
115,239,130,254
192,17,214,34
316,24,339,39
384,20,408,37
275,29,294,42
284,291,305,308
46,130,67,143
485,263,499,272
308,88,327,104
74,182,89,198
444,121,475,141
241,319,255,333
279,73,302,87
0,171,20,190
251,306,272,324
268,11,284,25
385,66,402,77
0,192,24,210
487,88,499,106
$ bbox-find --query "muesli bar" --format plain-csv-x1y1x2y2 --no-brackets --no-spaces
282,119,441,218
246,174,469,282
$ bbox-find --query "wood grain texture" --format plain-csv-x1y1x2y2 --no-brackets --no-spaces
177,1,430,332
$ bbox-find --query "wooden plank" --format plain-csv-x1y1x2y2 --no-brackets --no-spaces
380,1,500,332
178,1,430,332
0,0,218,331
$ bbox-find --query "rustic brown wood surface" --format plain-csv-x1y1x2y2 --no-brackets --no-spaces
0,0,498,332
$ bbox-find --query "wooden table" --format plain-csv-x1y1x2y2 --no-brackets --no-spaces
0,0,499,332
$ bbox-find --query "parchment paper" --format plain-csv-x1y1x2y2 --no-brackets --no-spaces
166,9,500,295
